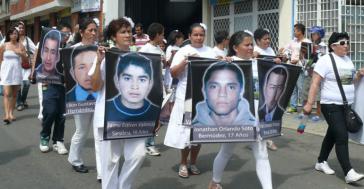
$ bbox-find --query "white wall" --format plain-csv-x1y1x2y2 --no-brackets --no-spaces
103,0,122,27
202,0,212,46
278,0,293,48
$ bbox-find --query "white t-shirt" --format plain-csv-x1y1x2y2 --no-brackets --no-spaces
88,58,106,128
139,42,165,56
213,46,227,58
314,53,355,105
254,46,275,56
284,37,311,66
232,56,257,78
166,45,180,62
171,44,216,100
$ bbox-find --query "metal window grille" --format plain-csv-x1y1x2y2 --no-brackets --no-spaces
211,0,280,52
296,0,364,69
213,3,230,17
258,12,279,52
258,0,279,11
234,0,253,14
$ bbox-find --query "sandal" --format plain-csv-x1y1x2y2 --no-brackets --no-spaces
208,180,223,189
189,164,201,175
178,164,189,178
267,140,278,151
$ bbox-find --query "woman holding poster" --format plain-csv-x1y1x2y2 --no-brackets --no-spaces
67,18,101,178
89,17,147,189
164,23,216,178
208,31,272,189
253,28,281,151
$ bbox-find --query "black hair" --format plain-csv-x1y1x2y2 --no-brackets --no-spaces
71,45,98,69
203,61,244,90
294,23,306,35
167,30,184,47
214,30,229,44
328,32,349,52
5,26,19,42
147,22,164,40
116,52,153,80
73,18,97,44
227,31,253,56
266,67,288,82
41,29,61,55
105,18,131,41
135,23,143,30
253,28,270,43
189,23,205,35
181,39,191,47
57,22,72,31
17,21,25,26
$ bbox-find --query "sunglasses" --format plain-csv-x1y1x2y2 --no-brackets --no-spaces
333,40,349,46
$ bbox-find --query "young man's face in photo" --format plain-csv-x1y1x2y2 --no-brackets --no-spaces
118,64,152,108
73,51,97,91
41,38,59,73
205,69,241,116
264,72,286,110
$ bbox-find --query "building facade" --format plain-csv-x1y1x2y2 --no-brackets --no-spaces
296,0,364,69
0,0,102,43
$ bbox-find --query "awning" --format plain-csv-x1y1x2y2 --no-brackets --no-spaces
10,0,72,20
0,13,10,22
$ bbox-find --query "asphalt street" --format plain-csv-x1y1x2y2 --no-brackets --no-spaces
0,87,364,189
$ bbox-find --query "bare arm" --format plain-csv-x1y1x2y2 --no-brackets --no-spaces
303,72,322,114
29,48,38,81
90,46,106,92
354,68,364,84
0,44,5,64
170,58,188,79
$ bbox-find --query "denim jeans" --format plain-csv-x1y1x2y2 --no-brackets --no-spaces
40,84,66,144
290,72,304,108
16,80,30,106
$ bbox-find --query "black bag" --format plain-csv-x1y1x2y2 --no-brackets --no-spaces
329,54,363,133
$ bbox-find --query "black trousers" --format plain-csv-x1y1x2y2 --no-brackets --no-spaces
318,104,352,175
40,84,66,144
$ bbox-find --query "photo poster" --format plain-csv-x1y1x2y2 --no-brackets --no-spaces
104,50,163,140
257,59,301,139
189,59,257,143
182,56,218,126
62,45,98,115
301,42,313,60
34,27,66,84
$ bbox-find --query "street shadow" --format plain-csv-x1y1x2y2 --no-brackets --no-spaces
138,177,196,189
0,145,31,165
167,153,246,174
12,113,39,122
224,169,304,188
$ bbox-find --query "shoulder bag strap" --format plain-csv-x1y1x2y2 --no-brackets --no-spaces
329,53,348,106
25,37,31,58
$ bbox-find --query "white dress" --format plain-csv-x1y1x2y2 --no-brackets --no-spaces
0,50,22,85
164,44,216,149
349,77,364,144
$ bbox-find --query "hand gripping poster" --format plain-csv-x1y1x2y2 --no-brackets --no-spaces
34,27,65,84
189,59,257,143
62,45,98,115
257,59,301,139
104,50,163,140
